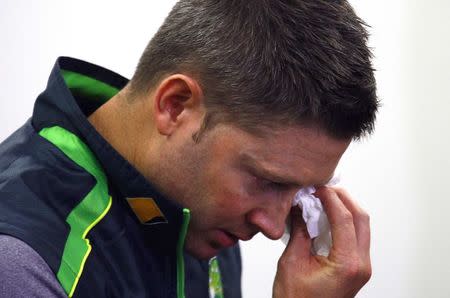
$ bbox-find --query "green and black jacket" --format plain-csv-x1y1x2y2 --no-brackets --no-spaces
0,57,241,298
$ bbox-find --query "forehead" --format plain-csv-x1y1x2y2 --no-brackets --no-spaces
208,124,351,187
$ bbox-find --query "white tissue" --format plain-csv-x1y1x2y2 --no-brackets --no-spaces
281,176,339,257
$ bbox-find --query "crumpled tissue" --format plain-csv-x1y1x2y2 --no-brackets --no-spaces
281,176,339,257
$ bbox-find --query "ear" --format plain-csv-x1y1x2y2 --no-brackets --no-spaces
153,74,204,136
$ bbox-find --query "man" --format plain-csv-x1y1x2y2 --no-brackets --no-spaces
0,0,378,297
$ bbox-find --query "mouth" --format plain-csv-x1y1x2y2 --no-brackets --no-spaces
219,229,256,243
215,229,239,248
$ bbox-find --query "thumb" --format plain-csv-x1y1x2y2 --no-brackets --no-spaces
282,206,312,260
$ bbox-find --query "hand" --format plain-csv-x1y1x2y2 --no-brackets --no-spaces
273,187,371,298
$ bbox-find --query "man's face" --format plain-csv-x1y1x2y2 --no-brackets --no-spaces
156,123,350,259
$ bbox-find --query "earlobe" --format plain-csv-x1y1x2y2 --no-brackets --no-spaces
153,74,203,136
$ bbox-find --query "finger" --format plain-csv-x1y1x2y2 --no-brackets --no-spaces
333,187,371,260
282,207,312,261
314,187,358,260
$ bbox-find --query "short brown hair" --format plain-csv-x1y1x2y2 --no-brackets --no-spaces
130,0,378,140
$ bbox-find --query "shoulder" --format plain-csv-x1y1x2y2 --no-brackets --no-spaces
0,234,67,298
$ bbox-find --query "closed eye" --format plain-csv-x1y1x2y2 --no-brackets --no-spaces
257,177,290,192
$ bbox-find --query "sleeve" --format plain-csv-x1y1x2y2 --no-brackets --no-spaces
0,234,67,298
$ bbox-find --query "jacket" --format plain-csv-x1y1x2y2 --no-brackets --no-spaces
0,57,241,298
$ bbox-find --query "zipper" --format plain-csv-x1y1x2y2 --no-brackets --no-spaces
176,208,191,298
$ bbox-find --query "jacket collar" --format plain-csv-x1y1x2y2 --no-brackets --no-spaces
32,57,185,233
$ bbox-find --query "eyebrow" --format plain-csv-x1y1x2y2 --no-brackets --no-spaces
240,153,303,187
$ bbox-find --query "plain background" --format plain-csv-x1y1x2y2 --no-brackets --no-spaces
1,1,449,297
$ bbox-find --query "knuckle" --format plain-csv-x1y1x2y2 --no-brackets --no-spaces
341,210,354,225
317,186,334,198
276,256,298,274
360,211,370,224
334,186,351,199
360,264,373,283
333,186,346,194
343,260,360,279
341,259,372,284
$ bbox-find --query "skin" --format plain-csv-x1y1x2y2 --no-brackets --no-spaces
88,74,371,297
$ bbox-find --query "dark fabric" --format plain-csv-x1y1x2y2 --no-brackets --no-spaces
0,120,95,272
184,247,242,298
218,246,242,298
0,57,242,297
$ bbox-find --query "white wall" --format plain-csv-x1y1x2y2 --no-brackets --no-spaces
1,1,449,297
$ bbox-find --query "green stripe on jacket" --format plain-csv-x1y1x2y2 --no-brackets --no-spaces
39,126,112,297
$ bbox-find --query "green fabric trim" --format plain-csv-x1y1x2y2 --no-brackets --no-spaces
39,126,112,297
177,209,191,298
209,257,224,298
61,69,120,103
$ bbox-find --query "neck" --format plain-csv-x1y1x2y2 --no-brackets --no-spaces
88,88,145,167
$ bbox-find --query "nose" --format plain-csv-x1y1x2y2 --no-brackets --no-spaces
245,193,293,240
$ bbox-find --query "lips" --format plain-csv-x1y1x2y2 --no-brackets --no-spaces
215,230,256,247
234,232,255,241
215,229,239,247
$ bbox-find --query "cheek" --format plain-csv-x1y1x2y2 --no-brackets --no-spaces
216,189,248,211
209,174,252,215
